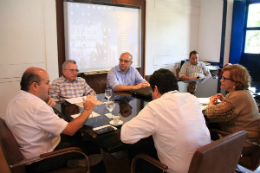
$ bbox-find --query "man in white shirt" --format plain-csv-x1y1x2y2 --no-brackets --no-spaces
5,67,105,173
121,68,211,173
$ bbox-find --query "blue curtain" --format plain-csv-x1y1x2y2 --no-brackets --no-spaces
229,0,246,64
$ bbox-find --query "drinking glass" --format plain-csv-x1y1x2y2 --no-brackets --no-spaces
105,101,115,119
105,89,112,101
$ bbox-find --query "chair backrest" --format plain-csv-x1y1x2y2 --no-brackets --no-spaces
0,117,26,173
188,130,247,173
238,131,260,170
96,80,107,94
144,75,151,82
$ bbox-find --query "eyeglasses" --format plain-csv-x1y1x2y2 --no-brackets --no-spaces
221,76,233,81
119,59,131,63
65,69,79,73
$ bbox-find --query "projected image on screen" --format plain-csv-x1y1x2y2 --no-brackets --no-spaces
64,2,141,73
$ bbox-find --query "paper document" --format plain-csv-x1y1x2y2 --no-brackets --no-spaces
198,98,210,104
201,105,208,111
105,113,115,119
93,124,117,131
66,96,87,104
75,100,104,108
71,111,100,119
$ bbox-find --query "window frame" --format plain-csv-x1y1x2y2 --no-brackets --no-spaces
243,1,260,54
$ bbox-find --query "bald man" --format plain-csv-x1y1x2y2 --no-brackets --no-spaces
5,67,106,172
107,52,150,91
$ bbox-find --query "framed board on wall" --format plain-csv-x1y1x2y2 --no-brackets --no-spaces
63,0,142,74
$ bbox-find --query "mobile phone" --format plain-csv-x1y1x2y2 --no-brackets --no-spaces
94,126,114,135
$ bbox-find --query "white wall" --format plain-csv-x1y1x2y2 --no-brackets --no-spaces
0,0,234,118
198,0,223,62
145,0,233,76
145,0,201,75
0,0,59,119
224,0,234,65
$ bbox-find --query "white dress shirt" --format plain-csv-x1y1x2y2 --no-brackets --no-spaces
5,90,68,159
121,91,211,173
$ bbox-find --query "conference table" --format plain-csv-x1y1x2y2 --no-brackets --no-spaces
53,92,151,156
53,78,220,157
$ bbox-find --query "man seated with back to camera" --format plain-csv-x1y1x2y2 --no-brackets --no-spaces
179,50,211,80
5,67,106,173
121,68,211,173
107,52,150,91
49,60,95,100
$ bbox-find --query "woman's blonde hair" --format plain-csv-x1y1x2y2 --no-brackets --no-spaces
223,64,251,90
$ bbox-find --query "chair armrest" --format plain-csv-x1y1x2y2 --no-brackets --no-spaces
131,154,168,173
40,147,82,157
210,129,230,136
245,140,260,147
10,147,89,170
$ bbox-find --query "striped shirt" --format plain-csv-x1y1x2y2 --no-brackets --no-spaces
49,76,95,100
179,61,211,78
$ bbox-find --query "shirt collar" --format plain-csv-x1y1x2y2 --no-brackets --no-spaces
161,90,179,98
189,62,200,66
61,75,78,83
116,65,132,74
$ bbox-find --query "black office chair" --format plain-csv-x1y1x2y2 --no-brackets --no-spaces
131,130,247,173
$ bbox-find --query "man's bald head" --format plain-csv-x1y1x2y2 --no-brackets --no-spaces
20,67,47,91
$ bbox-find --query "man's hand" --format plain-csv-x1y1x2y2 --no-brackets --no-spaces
135,82,150,89
82,95,96,112
46,96,56,108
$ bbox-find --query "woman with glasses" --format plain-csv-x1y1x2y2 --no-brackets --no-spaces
206,64,260,155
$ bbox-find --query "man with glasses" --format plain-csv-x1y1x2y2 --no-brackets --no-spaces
107,52,150,91
50,60,95,100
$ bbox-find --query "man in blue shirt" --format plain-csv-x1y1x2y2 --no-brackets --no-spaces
107,52,150,91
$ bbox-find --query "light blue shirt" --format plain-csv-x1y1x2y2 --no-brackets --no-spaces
107,65,146,90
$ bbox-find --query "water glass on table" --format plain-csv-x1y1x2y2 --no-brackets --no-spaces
105,101,115,119
105,89,112,101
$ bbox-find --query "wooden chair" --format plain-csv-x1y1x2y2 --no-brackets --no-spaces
144,75,151,82
0,117,90,173
131,130,247,173
96,80,107,94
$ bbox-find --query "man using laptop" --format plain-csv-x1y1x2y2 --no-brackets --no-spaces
107,52,150,91
50,60,95,100
121,69,211,173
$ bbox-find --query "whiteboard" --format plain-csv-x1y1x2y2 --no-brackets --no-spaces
64,1,142,73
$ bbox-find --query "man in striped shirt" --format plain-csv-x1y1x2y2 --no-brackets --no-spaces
179,50,211,80
50,60,95,100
